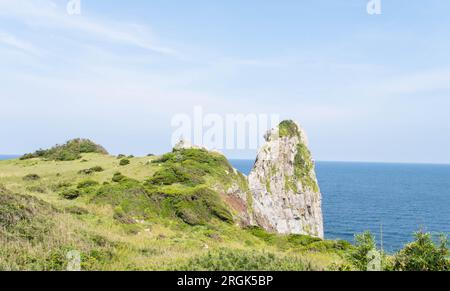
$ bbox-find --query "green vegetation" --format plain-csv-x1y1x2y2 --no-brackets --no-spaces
176,248,312,271
77,179,99,189
277,120,320,192
20,139,108,161
278,120,300,138
112,172,126,183
2,139,448,271
78,166,104,175
393,231,449,271
0,186,117,271
60,188,81,200
2,142,344,271
336,230,450,271
23,174,41,181
347,231,377,271
294,143,319,192
119,159,130,166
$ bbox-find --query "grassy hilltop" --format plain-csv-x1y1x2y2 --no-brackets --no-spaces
0,139,448,271
0,139,351,271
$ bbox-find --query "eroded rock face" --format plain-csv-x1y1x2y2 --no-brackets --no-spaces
248,120,324,238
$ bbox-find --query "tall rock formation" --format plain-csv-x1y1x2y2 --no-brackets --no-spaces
248,120,324,238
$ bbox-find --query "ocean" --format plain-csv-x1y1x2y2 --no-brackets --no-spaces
0,155,20,160
230,160,450,252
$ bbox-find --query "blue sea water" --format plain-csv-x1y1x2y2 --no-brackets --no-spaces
230,160,450,252
0,155,20,160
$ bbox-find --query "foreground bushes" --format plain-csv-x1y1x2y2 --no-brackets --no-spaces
176,248,311,271
393,232,449,271
346,231,449,271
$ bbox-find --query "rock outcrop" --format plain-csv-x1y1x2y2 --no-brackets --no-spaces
248,120,324,238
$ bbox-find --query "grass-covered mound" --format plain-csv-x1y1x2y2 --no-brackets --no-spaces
0,147,350,271
149,148,236,187
1,138,448,271
21,138,108,161
84,148,238,226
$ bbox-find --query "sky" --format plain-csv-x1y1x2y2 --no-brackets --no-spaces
1,0,450,163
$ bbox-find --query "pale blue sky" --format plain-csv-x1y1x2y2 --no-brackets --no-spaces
1,0,450,163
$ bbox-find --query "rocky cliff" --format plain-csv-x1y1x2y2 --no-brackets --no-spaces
248,120,324,238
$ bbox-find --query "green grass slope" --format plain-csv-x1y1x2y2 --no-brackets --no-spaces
0,141,351,271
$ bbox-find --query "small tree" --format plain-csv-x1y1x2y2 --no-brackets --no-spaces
348,231,377,271
393,231,449,271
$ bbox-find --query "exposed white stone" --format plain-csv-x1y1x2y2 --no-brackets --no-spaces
248,121,324,238
173,138,204,150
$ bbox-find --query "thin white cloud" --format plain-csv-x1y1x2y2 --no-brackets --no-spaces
0,31,41,56
0,0,178,56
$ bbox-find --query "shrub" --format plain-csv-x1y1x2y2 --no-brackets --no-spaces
278,120,300,138
146,165,205,186
112,172,125,183
65,206,89,215
287,234,323,246
78,166,104,175
119,159,130,166
77,180,99,189
23,174,41,181
117,154,126,159
176,248,311,271
0,186,54,240
51,181,72,191
20,153,35,160
170,188,233,225
26,186,46,193
60,189,81,200
393,231,449,271
94,181,232,226
93,180,151,219
78,169,93,175
113,207,136,224
348,231,377,271
91,166,104,172
20,138,108,161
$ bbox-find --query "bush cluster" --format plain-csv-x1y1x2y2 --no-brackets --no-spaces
119,159,130,166
60,189,81,200
23,174,41,181
78,166,104,175
20,139,108,161
347,231,449,271
393,232,449,271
